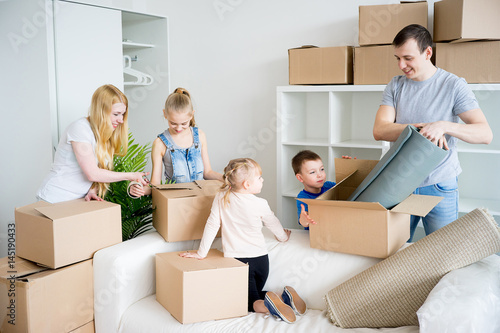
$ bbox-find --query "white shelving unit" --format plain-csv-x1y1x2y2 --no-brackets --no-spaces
276,84,500,229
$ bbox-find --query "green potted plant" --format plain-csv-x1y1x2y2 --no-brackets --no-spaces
104,133,153,241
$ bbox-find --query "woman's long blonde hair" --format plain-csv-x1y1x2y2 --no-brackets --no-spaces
220,158,262,207
164,87,196,127
88,84,129,197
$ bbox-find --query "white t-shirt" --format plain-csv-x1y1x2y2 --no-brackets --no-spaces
37,118,97,203
197,191,288,258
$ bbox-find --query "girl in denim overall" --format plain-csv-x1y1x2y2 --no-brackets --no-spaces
129,88,222,197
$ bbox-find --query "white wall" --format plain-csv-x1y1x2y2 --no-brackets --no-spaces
0,0,438,257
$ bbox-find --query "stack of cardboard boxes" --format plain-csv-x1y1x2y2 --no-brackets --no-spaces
434,0,500,83
1,199,123,333
354,1,427,84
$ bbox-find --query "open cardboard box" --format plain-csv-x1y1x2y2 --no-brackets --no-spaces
0,257,93,333
152,180,222,242
15,199,122,269
300,158,442,258
156,249,248,324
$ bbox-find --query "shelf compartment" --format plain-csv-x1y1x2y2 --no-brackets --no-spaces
278,92,329,143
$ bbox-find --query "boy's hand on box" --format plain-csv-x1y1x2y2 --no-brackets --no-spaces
300,204,316,227
179,251,204,260
342,155,356,159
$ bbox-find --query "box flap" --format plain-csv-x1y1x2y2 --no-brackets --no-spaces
0,256,46,279
390,194,443,216
300,198,387,211
289,45,319,51
34,199,118,221
153,180,221,199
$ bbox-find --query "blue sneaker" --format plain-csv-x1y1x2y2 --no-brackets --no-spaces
282,286,306,316
264,291,296,323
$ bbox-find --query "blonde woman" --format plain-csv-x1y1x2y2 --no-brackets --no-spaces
37,84,148,203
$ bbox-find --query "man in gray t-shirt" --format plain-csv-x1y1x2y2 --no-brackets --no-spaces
373,24,492,241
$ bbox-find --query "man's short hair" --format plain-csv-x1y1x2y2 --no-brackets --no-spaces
393,24,432,53
291,150,322,175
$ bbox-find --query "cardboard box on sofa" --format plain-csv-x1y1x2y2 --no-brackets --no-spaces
359,1,428,46
15,199,121,269
288,46,353,85
152,180,222,242
435,41,500,83
0,257,93,333
434,0,500,43
156,249,248,324
354,45,401,85
301,158,442,259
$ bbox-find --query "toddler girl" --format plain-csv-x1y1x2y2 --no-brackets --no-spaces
180,158,306,323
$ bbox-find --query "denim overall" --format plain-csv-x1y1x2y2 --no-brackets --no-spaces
158,127,204,183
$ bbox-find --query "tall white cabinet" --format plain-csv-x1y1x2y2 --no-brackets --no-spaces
276,84,500,230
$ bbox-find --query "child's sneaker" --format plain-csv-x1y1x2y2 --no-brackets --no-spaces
281,286,307,316
264,291,296,323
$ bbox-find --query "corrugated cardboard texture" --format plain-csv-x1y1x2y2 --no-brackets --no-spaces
152,180,222,242
354,45,401,85
434,0,500,42
0,258,93,333
359,1,428,46
15,200,121,269
288,46,353,85
303,158,440,258
435,41,500,83
156,250,248,324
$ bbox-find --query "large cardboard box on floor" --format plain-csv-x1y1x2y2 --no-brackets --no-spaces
156,249,248,324
301,158,442,258
434,0,500,43
359,1,428,46
152,180,222,242
15,199,122,269
354,45,401,85
0,257,93,333
435,41,500,83
288,45,353,85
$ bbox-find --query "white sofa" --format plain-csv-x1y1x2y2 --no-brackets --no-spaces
93,228,500,333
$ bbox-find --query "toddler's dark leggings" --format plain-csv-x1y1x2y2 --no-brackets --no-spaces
235,254,269,312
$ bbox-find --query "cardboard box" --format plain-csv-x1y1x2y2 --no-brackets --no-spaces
15,199,122,269
354,45,401,85
69,321,94,333
0,257,93,333
435,41,500,83
434,0,500,43
156,249,248,324
301,158,442,258
152,180,222,242
359,1,428,46
288,45,353,85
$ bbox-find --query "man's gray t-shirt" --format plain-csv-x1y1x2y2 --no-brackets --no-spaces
381,68,479,187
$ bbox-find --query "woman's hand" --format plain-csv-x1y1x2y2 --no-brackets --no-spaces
130,172,150,186
179,251,204,259
84,188,103,201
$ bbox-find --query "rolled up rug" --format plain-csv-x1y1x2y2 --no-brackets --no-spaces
325,208,500,328
348,125,448,209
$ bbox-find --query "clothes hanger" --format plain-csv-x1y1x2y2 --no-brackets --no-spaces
123,55,154,86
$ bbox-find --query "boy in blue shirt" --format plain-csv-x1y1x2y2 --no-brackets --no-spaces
292,150,336,230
